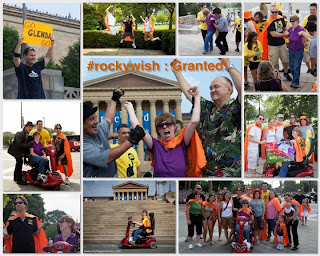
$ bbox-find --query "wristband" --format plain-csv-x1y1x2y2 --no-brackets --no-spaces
14,52,21,58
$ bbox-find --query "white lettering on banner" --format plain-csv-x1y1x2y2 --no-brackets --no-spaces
114,116,120,123
143,112,149,122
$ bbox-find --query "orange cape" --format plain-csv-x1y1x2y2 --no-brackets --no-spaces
4,213,48,253
243,194,253,200
122,21,135,42
185,198,203,219
232,195,245,199
258,14,283,60
105,14,110,31
299,202,311,218
282,200,300,215
273,222,289,245
244,122,262,172
261,127,276,159
143,20,154,35
51,133,74,177
283,123,300,139
261,197,282,240
202,201,218,218
151,127,206,177
294,136,306,162
312,81,317,92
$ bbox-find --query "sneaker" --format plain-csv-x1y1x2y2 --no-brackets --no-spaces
220,52,226,55
307,69,311,73
132,43,136,49
290,83,299,88
284,243,291,248
188,244,193,249
185,237,189,242
129,240,135,245
266,236,270,241
129,237,133,242
203,51,208,55
284,73,292,81
244,81,249,90
200,235,203,239
291,246,299,250
120,39,124,43
65,177,70,185
196,243,203,248
256,239,260,245
235,48,239,52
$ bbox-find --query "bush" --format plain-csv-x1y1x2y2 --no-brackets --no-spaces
83,30,175,55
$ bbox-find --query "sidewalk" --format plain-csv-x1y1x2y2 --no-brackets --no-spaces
83,48,166,56
179,204,318,253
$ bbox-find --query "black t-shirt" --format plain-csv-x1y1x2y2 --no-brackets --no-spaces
284,124,298,140
7,216,38,253
232,196,242,218
15,59,46,99
255,78,283,91
123,21,133,33
293,194,306,205
53,136,65,157
267,18,286,46
187,192,205,202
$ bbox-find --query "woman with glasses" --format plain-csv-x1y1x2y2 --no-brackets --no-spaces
232,186,244,221
125,86,205,177
243,185,253,204
55,215,80,252
218,191,234,244
201,194,218,245
261,118,276,170
235,199,253,242
287,15,306,88
186,192,203,249
29,132,50,181
250,189,265,244
52,124,73,185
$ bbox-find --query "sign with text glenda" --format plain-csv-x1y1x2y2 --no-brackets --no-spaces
22,20,53,47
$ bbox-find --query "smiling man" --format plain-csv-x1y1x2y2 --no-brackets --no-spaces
83,89,145,177
13,34,54,99
172,58,241,176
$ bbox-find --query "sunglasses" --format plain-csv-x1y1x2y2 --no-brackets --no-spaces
290,20,297,23
246,188,251,190
59,219,69,224
242,203,249,205
271,11,278,14
56,127,62,130
236,189,242,192
218,193,223,195
15,201,24,205
156,121,174,129
290,116,296,119
259,118,264,120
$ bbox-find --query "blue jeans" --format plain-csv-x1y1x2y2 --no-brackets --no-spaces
235,223,251,242
29,155,49,174
289,48,304,85
267,219,276,237
278,154,296,177
204,30,215,52
132,228,144,243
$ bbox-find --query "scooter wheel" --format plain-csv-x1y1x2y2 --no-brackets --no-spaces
150,241,157,249
52,172,62,180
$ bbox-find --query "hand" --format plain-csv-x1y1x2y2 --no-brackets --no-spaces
260,140,266,144
187,86,199,97
108,133,119,140
284,31,289,37
187,220,191,225
219,58,231,68
50,37,55,46
298,31,303,36
124,101,134,112
110,5,113,8
3,224,8,237
42,155,47,160
111,88,124,103
39,219,45,229
19,34,24,44
128,125,146,145
170,58,179,72
153,8,155,12
255,52,260,56
58,160,62,165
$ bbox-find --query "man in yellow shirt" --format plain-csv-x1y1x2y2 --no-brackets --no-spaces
233,9,242,52
29,120,51,147
129,209,151,244
197,4,208,41
261,182,270,206
111,124,141,178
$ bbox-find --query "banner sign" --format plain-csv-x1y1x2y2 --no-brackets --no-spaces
23,20,53,47
266,142,294,163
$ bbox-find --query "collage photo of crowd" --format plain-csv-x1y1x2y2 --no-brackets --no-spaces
0,0,319,254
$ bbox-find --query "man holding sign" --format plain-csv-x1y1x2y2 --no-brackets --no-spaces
13,33,54,99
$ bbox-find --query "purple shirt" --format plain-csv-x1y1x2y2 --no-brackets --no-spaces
54,233,78,250
206,14,217,31
31,140,44,156
288,25,305,51
149,137,187,177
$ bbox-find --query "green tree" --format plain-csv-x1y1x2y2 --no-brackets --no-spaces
45,223,59,242
282,181,298,193
44,210,67,229
3,26,19,71
59,40,80,88
165,3,175,29
156,12,168,23
3,134,14,148
179,3,187,16
250,180,268,190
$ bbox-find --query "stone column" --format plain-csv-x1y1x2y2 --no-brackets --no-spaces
163,99,170,113
175,99,182,121
113,192,115,201
150,100,157,138
135,100,144,161
121,101,127,125
93,101,99,117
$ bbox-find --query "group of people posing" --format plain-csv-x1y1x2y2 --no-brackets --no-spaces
243,3,317,91
245,113,315,177
102,5,161,49
9,120,73,185
83,58,241,177
185,183,311,251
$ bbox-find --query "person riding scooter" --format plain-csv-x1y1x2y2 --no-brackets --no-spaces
129,209,152,245
235,199,253,242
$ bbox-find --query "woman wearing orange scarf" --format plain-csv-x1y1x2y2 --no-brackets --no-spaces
250,189,265,244
278,127,305,177
265,190,282,241
282,194,300,250
234,199,253,242
201,194,218,245
140,9,161,42
51,124,74,185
